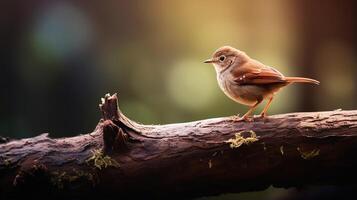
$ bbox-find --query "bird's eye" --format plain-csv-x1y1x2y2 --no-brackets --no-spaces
219,55,226,62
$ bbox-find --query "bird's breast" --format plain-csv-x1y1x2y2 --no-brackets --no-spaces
217,74,265,106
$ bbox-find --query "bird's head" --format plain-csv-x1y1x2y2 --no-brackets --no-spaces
204,46,249,73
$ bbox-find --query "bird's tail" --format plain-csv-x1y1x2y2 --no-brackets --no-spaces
285,77,320,85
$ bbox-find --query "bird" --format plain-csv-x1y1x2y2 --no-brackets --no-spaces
204,46,319,121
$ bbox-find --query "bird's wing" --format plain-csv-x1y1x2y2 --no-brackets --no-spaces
232,60,286,85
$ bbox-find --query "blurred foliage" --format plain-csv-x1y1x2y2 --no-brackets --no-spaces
1,0,356,199
1,0,356,138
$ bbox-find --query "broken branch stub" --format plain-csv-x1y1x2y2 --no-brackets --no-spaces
99,93,120,121
99,93,141,133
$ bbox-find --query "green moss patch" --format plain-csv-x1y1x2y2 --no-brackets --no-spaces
226,130,258,149
51,169,96,189
86,149,119,170
297,147,320,160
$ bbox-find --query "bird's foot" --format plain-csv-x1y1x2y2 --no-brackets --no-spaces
241,116,254,122
231,114,253,122
259,112,268,118
230,114,240,121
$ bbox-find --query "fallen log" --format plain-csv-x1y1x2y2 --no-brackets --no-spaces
1,93,357,199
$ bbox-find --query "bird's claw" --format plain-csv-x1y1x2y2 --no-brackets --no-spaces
241,117,253,122
258,112,268,118
231,114,253,122
230,114,240,121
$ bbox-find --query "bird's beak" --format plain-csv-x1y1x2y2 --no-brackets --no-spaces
204,58,215,63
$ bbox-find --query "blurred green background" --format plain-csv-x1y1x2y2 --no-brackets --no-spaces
1,0,356,199
2,0,356,138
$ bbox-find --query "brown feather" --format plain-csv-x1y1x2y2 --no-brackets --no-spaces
233,60,286,85
284,77,320,85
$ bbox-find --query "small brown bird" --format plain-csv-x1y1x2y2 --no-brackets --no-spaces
204,46,319,121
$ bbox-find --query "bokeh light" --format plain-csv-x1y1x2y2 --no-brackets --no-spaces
167,60,218,111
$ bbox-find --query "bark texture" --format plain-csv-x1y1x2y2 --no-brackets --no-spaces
1,94,357,199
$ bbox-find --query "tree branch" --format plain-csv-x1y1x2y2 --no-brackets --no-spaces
1,93,357,199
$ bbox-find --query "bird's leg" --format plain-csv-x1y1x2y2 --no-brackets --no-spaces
241,107,255,121
260,97,274,118
238,100,262,122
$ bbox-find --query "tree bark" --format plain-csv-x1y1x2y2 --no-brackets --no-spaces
1,93,357,199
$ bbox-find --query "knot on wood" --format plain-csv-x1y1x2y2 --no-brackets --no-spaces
102,120,127,153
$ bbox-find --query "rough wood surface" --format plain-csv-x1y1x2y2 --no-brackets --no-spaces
1,94,357,199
